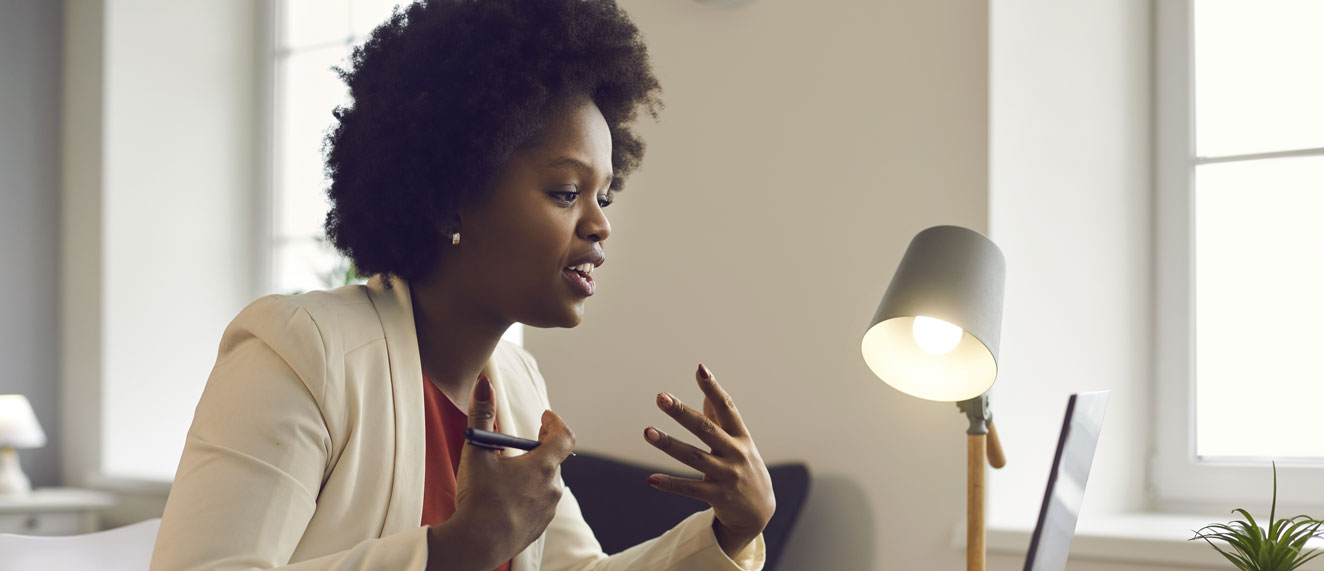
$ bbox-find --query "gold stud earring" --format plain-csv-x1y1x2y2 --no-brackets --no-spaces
451,232,461,246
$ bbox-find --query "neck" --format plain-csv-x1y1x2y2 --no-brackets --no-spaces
408,275,511,407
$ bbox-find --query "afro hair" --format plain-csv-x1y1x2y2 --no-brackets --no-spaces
323,0,662,282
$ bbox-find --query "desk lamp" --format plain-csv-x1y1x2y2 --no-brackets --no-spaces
861,225,1007,571
0,395,47,495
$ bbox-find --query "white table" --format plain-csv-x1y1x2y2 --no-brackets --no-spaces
0,488,116,535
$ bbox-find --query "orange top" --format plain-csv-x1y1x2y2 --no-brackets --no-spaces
421,374,512,571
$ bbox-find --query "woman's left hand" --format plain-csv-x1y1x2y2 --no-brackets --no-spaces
644,363,776,558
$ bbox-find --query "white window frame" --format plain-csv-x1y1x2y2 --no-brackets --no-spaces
255,0,277,297
1151,0,1324,512
269,1,359,296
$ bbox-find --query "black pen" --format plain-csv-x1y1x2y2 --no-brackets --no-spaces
463,427,576,456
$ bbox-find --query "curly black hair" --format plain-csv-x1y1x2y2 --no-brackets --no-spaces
323,0,662,282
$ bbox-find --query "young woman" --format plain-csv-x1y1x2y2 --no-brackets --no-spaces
150,1,775,570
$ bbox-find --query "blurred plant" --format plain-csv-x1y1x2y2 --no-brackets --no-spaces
1190,463,1324,571
318,253,364,289
312,236,365,290
286,237,366,295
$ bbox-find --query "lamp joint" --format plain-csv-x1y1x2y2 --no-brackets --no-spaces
957,393,992,435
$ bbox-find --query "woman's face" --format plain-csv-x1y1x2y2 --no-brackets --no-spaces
443,97,615,329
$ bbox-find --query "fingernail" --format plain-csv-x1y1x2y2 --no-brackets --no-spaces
697,364,711,380
645,427,661,443
657,393,672,408
475,377,492,402
647,475,662,487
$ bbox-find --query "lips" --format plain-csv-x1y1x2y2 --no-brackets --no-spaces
561,267,595,297
561,250,605,298
566,250,606,271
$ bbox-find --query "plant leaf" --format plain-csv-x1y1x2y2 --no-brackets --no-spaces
1193,463,1324,571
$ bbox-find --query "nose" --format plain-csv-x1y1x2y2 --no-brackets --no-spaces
579,202,611,243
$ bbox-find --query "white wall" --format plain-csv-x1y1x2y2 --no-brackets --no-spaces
526,1,989,568
61,0,262,508
987,0,1152,524
983,1,1225,570
0,0,63,489
100,0,261,481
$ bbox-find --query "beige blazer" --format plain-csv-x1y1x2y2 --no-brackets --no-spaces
150,275,764,571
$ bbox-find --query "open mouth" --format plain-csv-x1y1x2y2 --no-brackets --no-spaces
562,263,596,296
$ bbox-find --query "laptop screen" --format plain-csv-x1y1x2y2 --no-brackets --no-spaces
1024,391,1110,571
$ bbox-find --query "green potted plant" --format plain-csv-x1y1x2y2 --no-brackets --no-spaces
1191,463,1324,571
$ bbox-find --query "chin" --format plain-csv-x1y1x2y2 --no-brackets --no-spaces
522,303,585,329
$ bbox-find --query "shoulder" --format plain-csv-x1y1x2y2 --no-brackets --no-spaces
219,284,385,388
226,284,381,345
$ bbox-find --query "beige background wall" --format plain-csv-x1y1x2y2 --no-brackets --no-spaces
530,1,1226,570
526,1,988,569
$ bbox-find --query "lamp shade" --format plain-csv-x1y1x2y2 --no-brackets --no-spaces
861,225,1005,402
0,395,46,449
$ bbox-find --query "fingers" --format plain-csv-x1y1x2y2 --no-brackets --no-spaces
467,376,496,431
644,426,718,472
647,473,717,502
458,377,499,473
694,364,747,437
657,391,735,453
530,409,576,464
654,363,746,450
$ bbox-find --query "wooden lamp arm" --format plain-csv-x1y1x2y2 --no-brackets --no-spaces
986,419,1006,469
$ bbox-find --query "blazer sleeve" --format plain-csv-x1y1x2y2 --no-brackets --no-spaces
150,297,430,571
540,493,765,571
503,345,766,571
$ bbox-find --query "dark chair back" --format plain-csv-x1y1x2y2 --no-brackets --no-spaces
560,452,810,570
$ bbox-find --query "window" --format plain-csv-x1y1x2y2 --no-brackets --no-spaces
1154,0,1324,510
271,0,398,294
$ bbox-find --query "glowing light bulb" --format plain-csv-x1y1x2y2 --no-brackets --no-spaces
912,316,963,355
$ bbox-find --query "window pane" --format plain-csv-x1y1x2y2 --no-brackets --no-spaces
276,45,352,242
352,0,405,37
273,237,348,295
282,0,351,50
1194,157,1324,458
1195,0,1324,157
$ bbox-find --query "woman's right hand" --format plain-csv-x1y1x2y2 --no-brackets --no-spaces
430,376,575,570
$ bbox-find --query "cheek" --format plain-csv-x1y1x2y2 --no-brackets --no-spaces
474,208,568,277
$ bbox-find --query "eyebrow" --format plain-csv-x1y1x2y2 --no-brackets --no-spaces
545,157,614,188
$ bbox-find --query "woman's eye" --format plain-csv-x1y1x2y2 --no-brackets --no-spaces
597,196,613,209
549,190,579,205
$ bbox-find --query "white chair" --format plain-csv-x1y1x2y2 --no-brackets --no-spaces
0,517,161,571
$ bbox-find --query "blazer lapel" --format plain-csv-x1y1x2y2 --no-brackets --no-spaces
484,351,544,571
368,275,544,569
365,275,427,536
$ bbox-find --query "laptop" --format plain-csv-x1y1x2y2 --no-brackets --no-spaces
1023,391,1110,571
